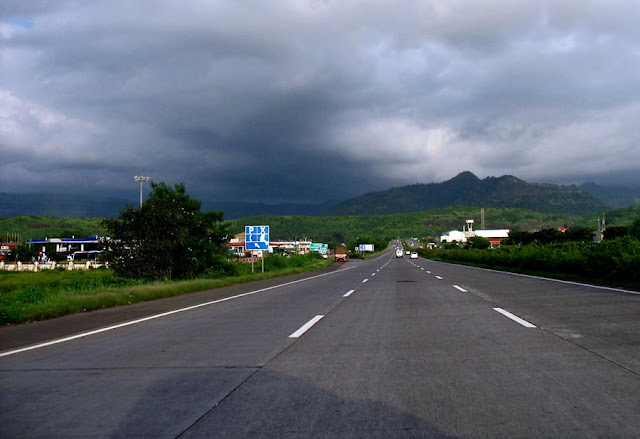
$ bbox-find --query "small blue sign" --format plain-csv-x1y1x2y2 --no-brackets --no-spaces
245,225,269,250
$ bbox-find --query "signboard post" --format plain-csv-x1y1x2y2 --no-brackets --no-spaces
245,226,269,273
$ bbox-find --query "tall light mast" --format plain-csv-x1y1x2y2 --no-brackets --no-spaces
134,176,149,207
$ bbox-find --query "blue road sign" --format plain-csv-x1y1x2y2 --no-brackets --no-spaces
245,225,269,250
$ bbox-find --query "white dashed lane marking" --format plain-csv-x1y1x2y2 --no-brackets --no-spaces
493,308,536,328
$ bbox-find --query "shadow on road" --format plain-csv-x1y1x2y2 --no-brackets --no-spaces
108,369,458,439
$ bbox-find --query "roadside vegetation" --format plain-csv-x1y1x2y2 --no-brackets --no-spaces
0,252,332,325
418,219,640,291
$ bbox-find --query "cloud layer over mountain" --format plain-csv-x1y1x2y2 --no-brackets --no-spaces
2,1,639,205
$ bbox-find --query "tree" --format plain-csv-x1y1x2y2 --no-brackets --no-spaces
505,229,533,246
11,244,39,262
101,182,230,280
467,236,491,250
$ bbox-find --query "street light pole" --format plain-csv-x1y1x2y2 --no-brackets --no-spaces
133,176,149,207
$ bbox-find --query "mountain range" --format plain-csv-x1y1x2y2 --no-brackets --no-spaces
1,172,638,219
323,172,615,217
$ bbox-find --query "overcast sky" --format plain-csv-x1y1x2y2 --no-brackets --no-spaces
2,0,640,206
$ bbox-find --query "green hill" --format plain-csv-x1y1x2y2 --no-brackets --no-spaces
4,206,637,248
579,183,640,208
577,205,640,229
229,207,586,245
0,216,106,242
324,172,610,217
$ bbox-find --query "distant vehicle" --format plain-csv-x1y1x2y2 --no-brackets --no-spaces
410,252,418,259
335,244,348,262
396,249,403,258
405,250,411,255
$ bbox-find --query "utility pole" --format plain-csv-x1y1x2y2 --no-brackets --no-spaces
481,208,485,230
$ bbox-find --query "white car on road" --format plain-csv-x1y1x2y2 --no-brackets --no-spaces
410,252,418,259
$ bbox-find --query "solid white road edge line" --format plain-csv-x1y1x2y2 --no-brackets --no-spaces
0,266,358,358
436,262,640,296
289,315,324,338
493,308,536,328
343,289,355,297
453,285,468,292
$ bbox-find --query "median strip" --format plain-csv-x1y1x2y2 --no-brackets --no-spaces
289,315,324,338
493,308,536,328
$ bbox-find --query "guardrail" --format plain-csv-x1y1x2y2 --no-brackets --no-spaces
0,261,105,271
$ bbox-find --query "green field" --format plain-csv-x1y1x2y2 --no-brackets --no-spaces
0,253,332,325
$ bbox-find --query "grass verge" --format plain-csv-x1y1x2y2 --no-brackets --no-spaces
0,255,333,325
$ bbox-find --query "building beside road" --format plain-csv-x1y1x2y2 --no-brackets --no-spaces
440,221,509,248
227,232,314,255
26,236,103,255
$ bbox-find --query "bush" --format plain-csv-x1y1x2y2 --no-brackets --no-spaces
467,236,491,250
420,236,640,289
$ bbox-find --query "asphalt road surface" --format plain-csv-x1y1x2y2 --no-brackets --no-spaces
1,250,639,438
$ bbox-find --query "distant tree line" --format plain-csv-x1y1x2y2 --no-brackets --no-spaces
506,219,640,246
506,227,595,245
603,219,640,240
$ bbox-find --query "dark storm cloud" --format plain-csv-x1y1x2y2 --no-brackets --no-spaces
2,0,639,206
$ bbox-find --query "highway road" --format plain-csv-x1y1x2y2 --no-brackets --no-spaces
1,249,640,438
